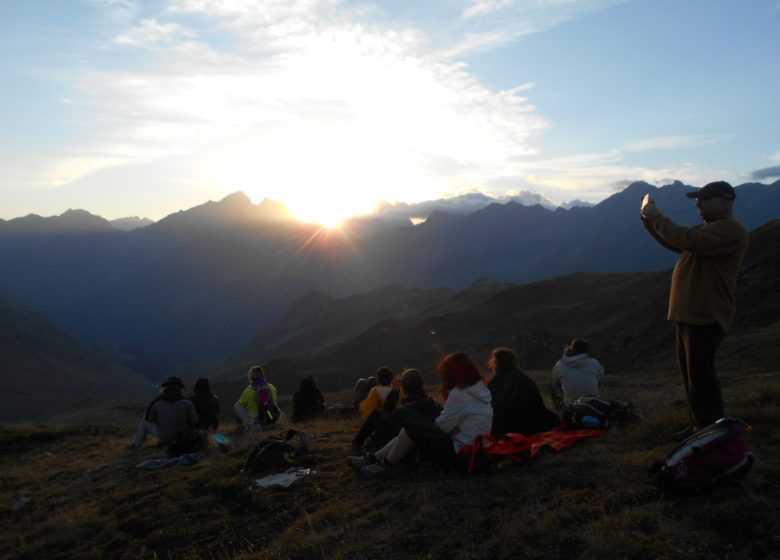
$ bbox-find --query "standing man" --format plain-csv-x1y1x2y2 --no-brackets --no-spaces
640,181,748,440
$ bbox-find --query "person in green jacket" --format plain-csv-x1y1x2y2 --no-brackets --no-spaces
641,181,748,440
233,365,281,431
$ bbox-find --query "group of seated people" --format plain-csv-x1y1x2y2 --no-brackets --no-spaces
132,376,220,453
132,364,329,452
347,340,605,478
132,338,605,473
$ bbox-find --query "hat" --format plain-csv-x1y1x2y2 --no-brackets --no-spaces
686,181,735,200
162,376,185,389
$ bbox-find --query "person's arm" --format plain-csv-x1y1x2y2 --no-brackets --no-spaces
642,216,682,253
188,403,199,428
645,214,745,256
434,392,464,435
550,363,564,409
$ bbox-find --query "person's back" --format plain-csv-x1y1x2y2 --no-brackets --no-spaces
489,348,559,435
148,381,198,445
292,376,325,422
359,368,394,419
191,378,220,432
551,340,604,406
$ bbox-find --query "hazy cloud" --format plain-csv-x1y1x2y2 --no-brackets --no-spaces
626,134,730,151
750,166,780,180
115,19,196,47
610,179,633,191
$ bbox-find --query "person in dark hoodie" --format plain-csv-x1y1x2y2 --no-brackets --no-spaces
190,378,220,432
488,347,560,435
350,369,441,454
132,376,199,450
292,376,326,422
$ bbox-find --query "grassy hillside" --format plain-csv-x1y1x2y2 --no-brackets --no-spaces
2,365,778,560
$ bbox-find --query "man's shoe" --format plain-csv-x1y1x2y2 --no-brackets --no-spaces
672,426,695,442
361,459,391,479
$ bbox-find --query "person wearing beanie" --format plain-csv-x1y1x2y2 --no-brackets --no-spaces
641,180,748,441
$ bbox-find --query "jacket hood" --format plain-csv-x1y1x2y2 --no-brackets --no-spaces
453,379,492,404
560,354,591,368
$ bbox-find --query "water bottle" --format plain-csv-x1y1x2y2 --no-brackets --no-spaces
580,415,602,428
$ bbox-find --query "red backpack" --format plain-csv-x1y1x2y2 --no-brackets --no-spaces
651,417,754,495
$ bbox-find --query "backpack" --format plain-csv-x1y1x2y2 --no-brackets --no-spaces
254,384,281,425
243,429,314,472
650,417,754,495
563,396,638,429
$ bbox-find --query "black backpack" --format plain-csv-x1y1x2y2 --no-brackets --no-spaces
563,396,638,429
242,429,314,472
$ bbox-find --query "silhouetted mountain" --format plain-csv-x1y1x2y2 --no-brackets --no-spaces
0,181,778,371
0,209,116,236
230,220,780,396
0,292,149,421
110,216,154,231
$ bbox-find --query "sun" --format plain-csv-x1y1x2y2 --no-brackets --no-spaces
213,123,421,228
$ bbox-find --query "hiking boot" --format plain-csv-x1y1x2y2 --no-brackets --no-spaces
672,426,695,442
361,459,392,479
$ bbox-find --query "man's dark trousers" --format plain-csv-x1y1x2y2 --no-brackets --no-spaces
675,322,725,429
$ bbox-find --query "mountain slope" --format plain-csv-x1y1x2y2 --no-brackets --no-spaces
239,220,780,396
0,292,149,421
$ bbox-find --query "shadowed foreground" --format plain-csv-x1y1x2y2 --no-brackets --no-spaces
2,367,779,560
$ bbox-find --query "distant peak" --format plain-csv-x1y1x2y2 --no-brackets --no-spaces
220,191,252,205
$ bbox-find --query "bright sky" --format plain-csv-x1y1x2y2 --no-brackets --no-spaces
1,0,779,225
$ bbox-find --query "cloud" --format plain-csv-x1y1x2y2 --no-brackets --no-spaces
38,0,553,214
750,166,780,180
626,134,730,151
115,19,196,47
448,0,627,56
463,0,515,19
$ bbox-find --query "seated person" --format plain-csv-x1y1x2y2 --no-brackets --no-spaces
350,352,493,477
358,368,394,419
190,377,220,432
352,378,369,410
350,369,441,454
233,366,281,431
488,348,560,435
292,376,326,422
132,376,200,451
550,338,604,408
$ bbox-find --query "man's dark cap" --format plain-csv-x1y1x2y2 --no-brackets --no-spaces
686,181,736,200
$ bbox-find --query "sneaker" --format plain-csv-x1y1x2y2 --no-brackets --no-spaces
346,455,367,470
672,426,695,442
361,460,391,479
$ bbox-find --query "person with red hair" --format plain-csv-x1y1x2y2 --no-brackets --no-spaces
349,352,492,478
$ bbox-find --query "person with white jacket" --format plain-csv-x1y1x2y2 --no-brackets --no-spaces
353,352,492,478
550,338,604,407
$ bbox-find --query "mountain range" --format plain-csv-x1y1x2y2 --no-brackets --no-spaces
213,218,780,399
1,179,779,380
